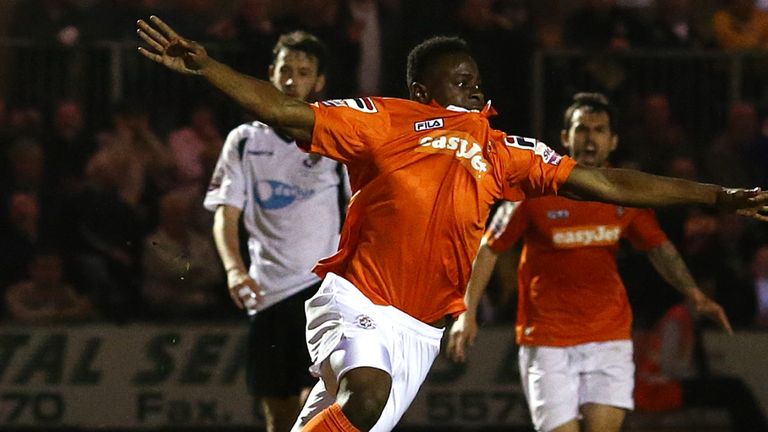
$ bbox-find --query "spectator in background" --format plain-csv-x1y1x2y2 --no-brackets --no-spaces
752,245,768,327
621,93,691,174
6,138,45,195
142,189,225,320
167,104,223,192
6,105,44,141
647,0,712,48
9,0,84,46
44,100,96,194
713,0,768,50
705,101,761,187
564,0,648,50
0,193,40,288
58,148,147,322
529,0,567,49
98,101,175,194
5,248,96,323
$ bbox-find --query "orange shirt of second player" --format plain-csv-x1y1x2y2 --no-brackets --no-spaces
301,97,576,323
485,197,668,346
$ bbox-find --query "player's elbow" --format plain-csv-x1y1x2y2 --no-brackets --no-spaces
562,165,620,203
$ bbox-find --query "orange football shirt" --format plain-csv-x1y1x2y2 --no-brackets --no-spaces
485,196,668,345
301,97,576,323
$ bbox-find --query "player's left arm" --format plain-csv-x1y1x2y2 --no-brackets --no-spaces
562,164,768,221
646,240,733,334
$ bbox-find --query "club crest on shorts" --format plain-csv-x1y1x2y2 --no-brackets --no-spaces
355,314,376,329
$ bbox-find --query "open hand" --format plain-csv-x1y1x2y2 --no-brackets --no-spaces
689,288,733,335
446,312,479,362
226,269,263,311
137,16,209,75
717,188,768,222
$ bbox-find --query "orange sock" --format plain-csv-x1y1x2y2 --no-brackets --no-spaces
302,403,361,432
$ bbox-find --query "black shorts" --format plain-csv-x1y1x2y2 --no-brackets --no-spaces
246,282,319,398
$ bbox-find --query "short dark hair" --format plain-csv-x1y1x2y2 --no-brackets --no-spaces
272,31,328,75
406,36,472,86
563,92,617,132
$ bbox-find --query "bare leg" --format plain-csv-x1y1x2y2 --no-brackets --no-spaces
335,367,392,431
579,403,626,432
549,418,580,432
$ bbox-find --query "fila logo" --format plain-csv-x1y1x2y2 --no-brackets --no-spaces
552,225,621,248
414,118,444,132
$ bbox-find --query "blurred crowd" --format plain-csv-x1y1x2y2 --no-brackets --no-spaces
0,0,767,329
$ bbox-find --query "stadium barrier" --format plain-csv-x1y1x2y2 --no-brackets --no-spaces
0,324,762,430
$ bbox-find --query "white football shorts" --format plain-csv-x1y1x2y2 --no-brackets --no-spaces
518,340,635,432
291,272,443,432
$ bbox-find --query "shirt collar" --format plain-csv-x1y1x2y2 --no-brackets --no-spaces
438,100,496,117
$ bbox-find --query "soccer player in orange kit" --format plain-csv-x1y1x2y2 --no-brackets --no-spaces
137,17,768,432
447,93,733,432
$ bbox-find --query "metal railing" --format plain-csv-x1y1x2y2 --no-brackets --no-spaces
2,40,767,140
530,49,768,144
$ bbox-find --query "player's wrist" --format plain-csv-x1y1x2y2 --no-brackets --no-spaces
225,266,247,275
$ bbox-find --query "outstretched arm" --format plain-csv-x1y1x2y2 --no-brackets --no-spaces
137,16,315,142
562,165,768,221
447,242,500,362
647,240,733,334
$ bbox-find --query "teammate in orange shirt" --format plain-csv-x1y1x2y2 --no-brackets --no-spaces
447,93,733,432
136,17,767,432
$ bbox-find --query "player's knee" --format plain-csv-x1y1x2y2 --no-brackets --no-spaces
337,367,392,431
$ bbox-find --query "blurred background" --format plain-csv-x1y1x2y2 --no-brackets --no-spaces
1,0,767,431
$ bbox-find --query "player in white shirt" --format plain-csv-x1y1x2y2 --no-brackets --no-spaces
204,31,349,432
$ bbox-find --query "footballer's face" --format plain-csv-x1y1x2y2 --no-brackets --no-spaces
269,48,326,102
561,108,618,167
412,52,485,111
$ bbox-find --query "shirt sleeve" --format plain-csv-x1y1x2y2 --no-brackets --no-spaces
300,97,389,164
625,208,669,251
496,134,577,202
484,201,529,253
203,125,248,211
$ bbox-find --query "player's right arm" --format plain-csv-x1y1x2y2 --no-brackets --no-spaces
137,16,314,142
213,205,262,310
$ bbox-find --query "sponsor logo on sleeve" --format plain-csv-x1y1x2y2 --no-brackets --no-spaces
551,225,621,248
414,118,444,132
546,209,570,220
504,135,563,165
321,97,378,113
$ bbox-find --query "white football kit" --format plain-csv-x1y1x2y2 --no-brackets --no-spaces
204,121,350,311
